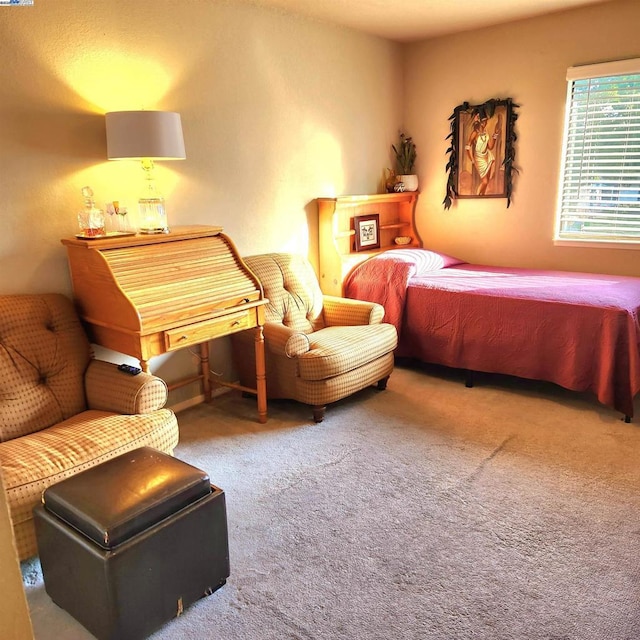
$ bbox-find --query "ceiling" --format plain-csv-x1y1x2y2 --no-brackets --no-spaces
252,0,612,42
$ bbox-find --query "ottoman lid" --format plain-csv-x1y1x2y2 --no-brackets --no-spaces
42,447,212,549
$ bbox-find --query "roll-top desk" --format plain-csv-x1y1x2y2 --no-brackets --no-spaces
61,225,268,423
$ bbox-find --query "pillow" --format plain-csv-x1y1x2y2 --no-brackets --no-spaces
373,249,465,274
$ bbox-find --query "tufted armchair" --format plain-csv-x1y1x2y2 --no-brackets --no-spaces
231,253,398,422
0,294,179,560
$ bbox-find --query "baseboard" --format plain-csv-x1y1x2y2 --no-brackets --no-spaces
168,385,232,414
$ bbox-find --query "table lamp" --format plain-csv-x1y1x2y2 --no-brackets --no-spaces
105,110,186,234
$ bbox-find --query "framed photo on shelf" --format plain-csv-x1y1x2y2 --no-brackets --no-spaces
353,214,380,252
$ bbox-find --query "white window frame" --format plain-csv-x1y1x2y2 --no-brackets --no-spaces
554,58,640,249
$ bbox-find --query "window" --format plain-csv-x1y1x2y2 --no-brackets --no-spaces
555,58,640,244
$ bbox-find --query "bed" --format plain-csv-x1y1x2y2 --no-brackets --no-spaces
343,249,640,421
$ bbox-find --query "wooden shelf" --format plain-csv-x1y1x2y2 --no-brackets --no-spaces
335,230,356,238
317,192,421,296
380,222,410,230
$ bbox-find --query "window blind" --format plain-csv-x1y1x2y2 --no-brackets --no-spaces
556,58,640,242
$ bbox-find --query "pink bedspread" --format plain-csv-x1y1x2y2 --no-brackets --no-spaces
344,250,640,418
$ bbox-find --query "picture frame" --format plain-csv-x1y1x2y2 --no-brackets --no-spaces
444,98,519,209
353,214,380,252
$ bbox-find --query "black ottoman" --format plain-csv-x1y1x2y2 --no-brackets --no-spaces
33,447,229,640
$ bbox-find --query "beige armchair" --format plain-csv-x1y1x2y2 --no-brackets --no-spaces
231,253,398,422
0,294,179,560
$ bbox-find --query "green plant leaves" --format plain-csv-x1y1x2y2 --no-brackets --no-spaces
393,133,417,175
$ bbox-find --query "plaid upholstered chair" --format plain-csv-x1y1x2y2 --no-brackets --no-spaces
231,253,398,422
0,293,179,560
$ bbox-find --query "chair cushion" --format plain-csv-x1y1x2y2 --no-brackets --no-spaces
297,323,397,381
0,408,179,559
0,294,91,442
244,253,326,333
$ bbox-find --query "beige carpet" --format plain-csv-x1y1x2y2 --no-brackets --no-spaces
23,362,640,639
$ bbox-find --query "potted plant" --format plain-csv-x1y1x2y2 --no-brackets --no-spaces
392,133,418,192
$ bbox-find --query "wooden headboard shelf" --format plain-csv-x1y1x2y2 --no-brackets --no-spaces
317,192,421,296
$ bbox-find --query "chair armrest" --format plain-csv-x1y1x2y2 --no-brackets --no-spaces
84,360,169,414
263,322,311,358
322,295,385,326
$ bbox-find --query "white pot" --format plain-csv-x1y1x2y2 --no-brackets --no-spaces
396,174,419,192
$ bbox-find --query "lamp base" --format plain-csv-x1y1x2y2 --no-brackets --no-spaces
138,197,169,234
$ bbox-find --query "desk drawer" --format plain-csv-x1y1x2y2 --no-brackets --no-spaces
164,310,255,351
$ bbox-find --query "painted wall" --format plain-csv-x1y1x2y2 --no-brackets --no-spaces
405,0,639,276
0,0,402,402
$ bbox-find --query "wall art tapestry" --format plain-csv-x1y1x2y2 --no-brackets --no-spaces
444,98,519,209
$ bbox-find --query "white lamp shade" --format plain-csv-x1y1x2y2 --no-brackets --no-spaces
105,111,186,160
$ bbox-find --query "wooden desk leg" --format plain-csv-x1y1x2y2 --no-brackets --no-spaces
254,326,267,423
200,342,212,403
140,359,150,374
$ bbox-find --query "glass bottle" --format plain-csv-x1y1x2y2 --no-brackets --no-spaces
77,186,105,237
